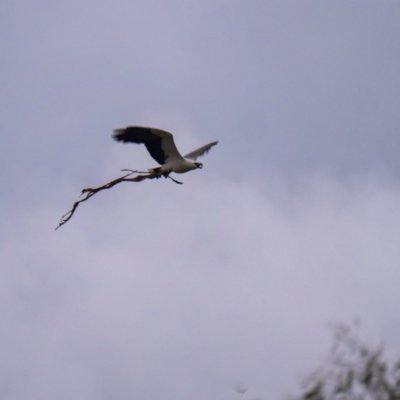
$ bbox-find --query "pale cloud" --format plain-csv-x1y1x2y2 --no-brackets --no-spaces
2,172,400,399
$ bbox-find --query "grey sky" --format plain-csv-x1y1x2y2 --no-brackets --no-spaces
1,1,400,399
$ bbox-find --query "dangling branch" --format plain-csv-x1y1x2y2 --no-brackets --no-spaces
55,169,182,230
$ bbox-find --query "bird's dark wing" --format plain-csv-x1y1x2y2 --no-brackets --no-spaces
112,126,182,165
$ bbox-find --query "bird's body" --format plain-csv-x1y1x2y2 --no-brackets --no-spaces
153,158,199,174
112,126,218,178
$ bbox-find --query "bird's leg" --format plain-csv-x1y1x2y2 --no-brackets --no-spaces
167,175,183,185
159,169,182,184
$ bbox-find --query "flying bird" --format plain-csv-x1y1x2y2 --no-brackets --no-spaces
112,126,218,180
56,126,217,229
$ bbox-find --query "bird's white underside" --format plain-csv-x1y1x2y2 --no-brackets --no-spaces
157,158,200,174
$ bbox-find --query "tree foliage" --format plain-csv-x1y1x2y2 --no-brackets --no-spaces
291,323,400,400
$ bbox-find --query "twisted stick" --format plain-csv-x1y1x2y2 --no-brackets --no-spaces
56,170,180,230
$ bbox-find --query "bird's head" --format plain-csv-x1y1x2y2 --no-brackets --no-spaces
195,162,203,169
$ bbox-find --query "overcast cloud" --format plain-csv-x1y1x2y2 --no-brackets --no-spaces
1,1,400,399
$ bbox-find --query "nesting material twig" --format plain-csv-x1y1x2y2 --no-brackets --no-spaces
56,169,180,230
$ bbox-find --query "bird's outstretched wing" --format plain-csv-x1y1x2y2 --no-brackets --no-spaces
184,141,219,161
112,126,183,165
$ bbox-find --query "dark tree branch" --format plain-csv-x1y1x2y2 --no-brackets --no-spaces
56,169,182,230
